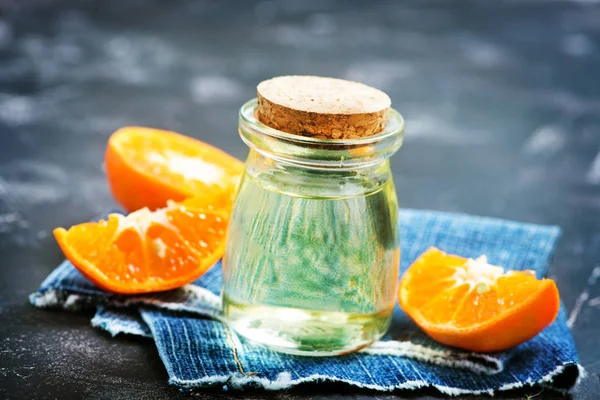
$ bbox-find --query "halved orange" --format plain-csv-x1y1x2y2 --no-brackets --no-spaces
105,126,245,213
53,197,228,294
398,247,560,352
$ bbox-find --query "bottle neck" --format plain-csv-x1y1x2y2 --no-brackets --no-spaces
244,149,393,199
238,99,404,172
237,98,403,199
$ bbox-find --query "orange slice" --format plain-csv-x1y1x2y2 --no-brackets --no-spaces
53,197,228,294
105,126,244,213
398,247,560,352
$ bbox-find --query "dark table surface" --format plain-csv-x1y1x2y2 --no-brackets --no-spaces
1,0,600,399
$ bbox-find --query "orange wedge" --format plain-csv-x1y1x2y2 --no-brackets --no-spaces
398,247,560,352
53,197,228,294
105,126,244,213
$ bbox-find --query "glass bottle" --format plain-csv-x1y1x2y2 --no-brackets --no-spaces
222,99,404,356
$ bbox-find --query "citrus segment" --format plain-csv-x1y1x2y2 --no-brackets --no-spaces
105,126,244,213
53,197,228,294
399,247,560,352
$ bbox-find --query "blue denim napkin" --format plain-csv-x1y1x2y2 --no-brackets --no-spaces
30,209,583,396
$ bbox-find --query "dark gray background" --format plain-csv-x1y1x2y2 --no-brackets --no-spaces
1,0,599,398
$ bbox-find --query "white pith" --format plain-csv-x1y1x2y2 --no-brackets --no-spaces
110,203,179,240
451,256,505,293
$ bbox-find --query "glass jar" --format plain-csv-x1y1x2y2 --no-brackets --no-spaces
222,99,404,356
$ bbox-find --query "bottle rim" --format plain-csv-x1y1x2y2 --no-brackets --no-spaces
238,98,404,169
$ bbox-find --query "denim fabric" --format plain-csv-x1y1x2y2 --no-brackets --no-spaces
30,209,582,395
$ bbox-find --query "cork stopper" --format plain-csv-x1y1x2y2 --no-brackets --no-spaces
256,76,391,139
